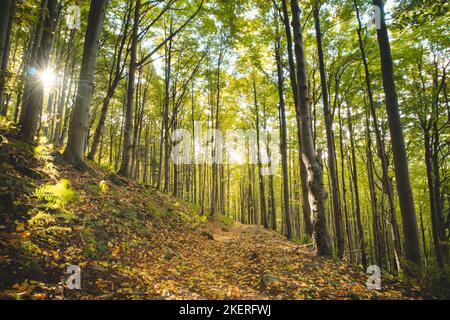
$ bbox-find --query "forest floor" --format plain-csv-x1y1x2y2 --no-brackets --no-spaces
0,123,434,300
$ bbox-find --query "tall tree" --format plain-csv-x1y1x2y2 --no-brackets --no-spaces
274,19,293,240
280,0,313,237
19,0,57,141
63,0,109,166
119,0,140,177
354,0,402,271
88,2,133,159
290,0,332,255
373,0,422,268
347,103,367,268
313,5,344,258
0,0,13,115
253,79,268,229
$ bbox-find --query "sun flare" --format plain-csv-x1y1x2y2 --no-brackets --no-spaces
40,68,56,91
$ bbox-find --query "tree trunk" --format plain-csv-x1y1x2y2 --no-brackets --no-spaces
290,0,332,255
373,0,422,268
0,0,12,73
254,79,268,229
365,107,382,267
162,21,173,192
280,0,313,237
118,0,140,177
88,3,131,160
354,0,402,271
0,0,13,115
275,33,293,240
347,103,367,268
53,29,75,144
211,46,224,217
338,103,353,262
63,0,108,167
19,0,56,141
313,6,344,257
423,128,444,268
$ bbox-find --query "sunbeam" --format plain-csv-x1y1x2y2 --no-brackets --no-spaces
39,68,56,91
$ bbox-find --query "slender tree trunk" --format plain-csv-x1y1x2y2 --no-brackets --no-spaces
313,6,344,257
373,0,422,268
191,83,197,204
0,0,13,115
264,112,277,231
162,21,173,192
347,103,367,268
354,0,402,271
118,0,140,177
431,114,447,263
365,108,382,267
338,103,353,262
290,0,332,255
275,32,293,240
280,0,313,237
53,29,75,144
88,4,131,159
211,47,224,217
254,80,268,229
423,128,444,268
19,0,56,141
63,0,108,166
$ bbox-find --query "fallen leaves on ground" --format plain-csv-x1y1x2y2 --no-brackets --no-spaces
0,130,432,300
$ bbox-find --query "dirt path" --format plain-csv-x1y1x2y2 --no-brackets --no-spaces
148,222,427,300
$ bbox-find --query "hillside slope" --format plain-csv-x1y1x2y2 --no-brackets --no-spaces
0,127,431,300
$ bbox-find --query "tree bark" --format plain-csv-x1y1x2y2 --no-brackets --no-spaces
290,0,332,255
0,0,13,115
118,0,140,177
63,0,108,167
373,0,422,268
313,5,344,257
424,129,444,268
354,0,402,271
88,3,132,159
347,103,367,268
53,29,75,144
280,0,313,237
254,79,268,229
275,33,293,240
19,0,56,141
0,0,12,72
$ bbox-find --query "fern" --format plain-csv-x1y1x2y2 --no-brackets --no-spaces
35,179,77,207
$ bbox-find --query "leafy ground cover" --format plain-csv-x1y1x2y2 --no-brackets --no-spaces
0,128,432,300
